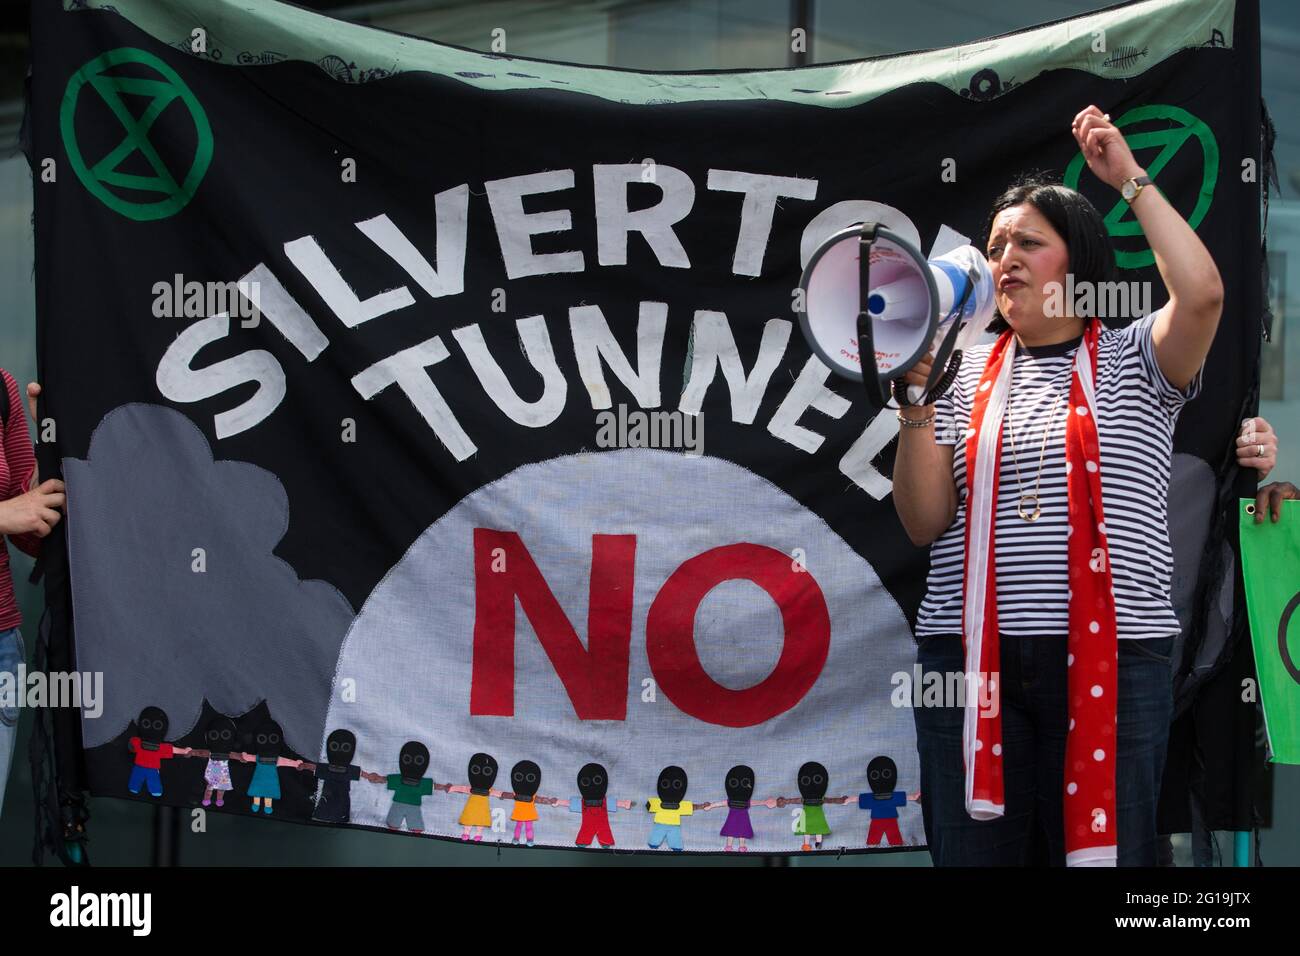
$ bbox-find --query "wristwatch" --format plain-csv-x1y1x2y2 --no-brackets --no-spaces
1120,174,1152,204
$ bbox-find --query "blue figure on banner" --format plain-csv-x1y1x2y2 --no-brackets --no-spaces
855,755,920,847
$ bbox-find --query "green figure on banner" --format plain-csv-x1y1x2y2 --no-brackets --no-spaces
384,741,443,833
777,761,850,850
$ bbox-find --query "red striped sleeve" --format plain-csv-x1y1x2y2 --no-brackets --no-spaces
1,369,41,560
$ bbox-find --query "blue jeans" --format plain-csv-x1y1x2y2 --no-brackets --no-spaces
913,632,1173,866
648,822,684,851
128,764,163,797
0,627,24,823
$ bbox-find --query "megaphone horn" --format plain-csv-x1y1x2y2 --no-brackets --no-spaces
796,222,995,414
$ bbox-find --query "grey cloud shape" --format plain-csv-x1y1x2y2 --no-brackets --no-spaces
65,404,354,751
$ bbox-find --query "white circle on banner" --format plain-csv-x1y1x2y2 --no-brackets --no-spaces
1068,654,1075,666
992,743,1002,756
1070,718,1076,731
324,447,920,852
1066,461,1073,474
1076,406,1089,416
965,427,977,439
1098,522,1107,535
799,200,922,269
1067,782,1078,795
980,381,991,392
1086,460,1098,473
1091,684,1103,697
1089,621,1100,634
1093,749,1105,761
975,738,983,750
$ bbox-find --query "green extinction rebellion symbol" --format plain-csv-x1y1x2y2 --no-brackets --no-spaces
1064,104,1218,270
60,47,213,222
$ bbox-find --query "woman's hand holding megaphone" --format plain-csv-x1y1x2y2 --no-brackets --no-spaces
893,347,958,546
899,351,937,414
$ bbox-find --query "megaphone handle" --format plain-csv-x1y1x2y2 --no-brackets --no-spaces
856,223,891,411
858,313,891,410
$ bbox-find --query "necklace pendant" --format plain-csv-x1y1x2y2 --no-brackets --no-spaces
1018,494,1042,522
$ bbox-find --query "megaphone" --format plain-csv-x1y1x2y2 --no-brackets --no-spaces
796,222,995,412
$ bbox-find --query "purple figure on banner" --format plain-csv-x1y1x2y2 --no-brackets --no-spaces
697,764,778,852
190,714,238,808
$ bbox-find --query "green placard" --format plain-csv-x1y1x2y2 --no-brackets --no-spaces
1240,499,1300,764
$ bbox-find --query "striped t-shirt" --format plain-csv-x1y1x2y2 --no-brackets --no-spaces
915,309,1201,640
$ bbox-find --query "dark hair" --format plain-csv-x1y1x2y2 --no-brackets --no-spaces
982,172,1118,333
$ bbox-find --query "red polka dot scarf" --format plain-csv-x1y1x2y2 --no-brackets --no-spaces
961,317,1118,866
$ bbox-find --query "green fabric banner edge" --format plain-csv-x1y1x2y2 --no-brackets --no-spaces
63,0,1236,107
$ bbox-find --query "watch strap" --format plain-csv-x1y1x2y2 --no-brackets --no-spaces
1123,174,1152,203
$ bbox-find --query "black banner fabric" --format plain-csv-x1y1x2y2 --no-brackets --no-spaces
26,0,1262,853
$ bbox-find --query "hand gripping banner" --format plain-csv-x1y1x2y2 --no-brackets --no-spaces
26,0,1261,854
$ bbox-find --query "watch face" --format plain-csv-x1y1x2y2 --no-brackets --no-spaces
1121,181,1137,201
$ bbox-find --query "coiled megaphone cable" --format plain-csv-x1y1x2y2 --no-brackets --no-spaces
894,350,963,407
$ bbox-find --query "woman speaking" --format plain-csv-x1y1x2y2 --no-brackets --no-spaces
892,105,1223,866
